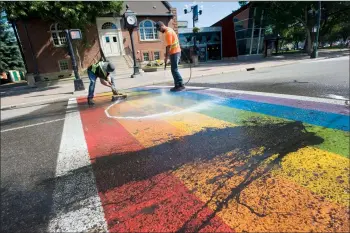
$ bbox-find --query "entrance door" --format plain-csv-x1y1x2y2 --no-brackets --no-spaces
101,34,120,57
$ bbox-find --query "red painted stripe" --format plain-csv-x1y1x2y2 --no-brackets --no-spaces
99,172,234,232
77,98,143,160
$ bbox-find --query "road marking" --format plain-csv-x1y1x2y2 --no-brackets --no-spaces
0,118,65,133
48,98,108,233
304,56,349,63
147,86,346,105
104,98,222,120
325,94,349,100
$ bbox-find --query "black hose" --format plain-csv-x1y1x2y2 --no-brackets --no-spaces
182,50,193,85
163,54,192,85
184,61,192,85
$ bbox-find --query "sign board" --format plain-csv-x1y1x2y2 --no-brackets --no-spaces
70,29,82,40
178,21,188,28
193,5,199,22
179,27,221,34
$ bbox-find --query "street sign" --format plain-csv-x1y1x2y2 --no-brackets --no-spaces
193,5,199,22
69,29,82,40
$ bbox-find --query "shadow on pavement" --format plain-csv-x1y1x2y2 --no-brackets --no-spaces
1,102,65,233
38,120,324,231
0,86,61,98
0,102,73,128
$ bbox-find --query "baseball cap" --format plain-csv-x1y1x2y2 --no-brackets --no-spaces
155,21,165,31
106,62,115,72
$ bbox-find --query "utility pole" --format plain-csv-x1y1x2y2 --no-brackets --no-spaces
65,29,85,91
184,5,202,55
311,1,321,59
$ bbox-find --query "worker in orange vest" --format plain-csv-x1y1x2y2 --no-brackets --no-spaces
156,21,185,92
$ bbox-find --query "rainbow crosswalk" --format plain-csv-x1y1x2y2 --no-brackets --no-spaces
74,87,349,232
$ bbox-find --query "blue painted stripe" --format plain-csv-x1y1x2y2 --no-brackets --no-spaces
136,88,349,131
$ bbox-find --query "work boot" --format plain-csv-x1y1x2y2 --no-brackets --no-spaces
87,98,95,106
170,84,185,92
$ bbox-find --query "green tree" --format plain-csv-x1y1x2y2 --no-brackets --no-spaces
281,25,305,50
252,1,350,55
0,11,25,73
239,1,248,7
1,1,123,31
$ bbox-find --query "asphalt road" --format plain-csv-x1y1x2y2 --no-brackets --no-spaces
1,102,68,232
0,57,349,232
186,56,350,100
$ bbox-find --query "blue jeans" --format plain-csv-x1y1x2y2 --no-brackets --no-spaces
88,70,116,99
170,52,183,86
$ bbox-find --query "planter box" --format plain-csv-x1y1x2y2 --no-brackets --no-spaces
143,67,158,72
9,70,26,82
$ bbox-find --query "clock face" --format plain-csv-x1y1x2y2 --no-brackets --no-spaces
127,16,136,25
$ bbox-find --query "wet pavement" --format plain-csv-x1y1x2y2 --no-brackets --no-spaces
68,87,349,232
2,86,348,232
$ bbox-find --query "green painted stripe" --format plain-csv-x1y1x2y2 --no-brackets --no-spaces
199,105,349,158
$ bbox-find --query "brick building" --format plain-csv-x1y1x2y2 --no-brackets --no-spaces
15,1,178,80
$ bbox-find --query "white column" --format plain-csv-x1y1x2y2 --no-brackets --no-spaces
257,10,264,54
249,8,256,55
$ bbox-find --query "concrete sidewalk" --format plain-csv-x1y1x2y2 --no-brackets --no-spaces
1,49,348,110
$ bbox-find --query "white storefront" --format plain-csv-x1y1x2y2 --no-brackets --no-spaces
96,17,125,57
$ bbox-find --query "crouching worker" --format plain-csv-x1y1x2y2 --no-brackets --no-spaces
87,61,120,106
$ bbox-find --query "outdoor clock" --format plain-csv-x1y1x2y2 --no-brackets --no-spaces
123,5,137,29
126,15,137,26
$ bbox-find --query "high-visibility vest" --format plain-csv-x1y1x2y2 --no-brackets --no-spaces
89,61,108,80
165,28,181,55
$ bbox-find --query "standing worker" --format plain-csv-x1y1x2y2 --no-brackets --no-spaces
86,61,121,106
156,21,185,92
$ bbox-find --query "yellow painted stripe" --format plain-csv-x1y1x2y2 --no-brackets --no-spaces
273,146,349,206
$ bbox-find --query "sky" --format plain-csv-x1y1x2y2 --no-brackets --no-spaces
170,1,240,28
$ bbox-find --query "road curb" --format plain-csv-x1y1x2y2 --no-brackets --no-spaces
1,55,348,110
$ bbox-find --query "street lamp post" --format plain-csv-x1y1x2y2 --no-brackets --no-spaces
311,1,321,59
65,29,85,91
123,5,140,78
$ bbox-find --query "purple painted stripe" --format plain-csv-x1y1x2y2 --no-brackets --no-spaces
207,91,349,115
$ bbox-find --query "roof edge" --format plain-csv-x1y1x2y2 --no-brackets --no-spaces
136,13,173,17
211,2,251,27
162,1,172,11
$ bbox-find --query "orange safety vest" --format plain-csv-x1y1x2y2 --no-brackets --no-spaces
165,27,181,55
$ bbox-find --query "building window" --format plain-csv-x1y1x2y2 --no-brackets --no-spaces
59,60,69,71
50,23,67,47
102,22,117,30
154,51,160,60
143,52,150,61
139,20,159,41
